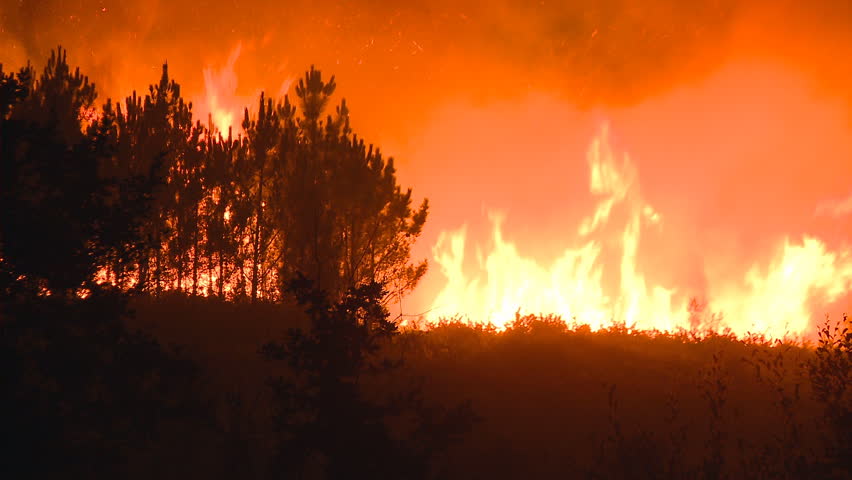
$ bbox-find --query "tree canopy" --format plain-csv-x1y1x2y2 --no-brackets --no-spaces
1,49,429,305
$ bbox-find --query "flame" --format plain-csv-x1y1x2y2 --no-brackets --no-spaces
427,125,852,337
200,43,244,136
710,237,852,336
196,43,293,137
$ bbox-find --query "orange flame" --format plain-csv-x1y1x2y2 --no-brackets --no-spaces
200,43,244,136
427,125,852,337
196,42,293,137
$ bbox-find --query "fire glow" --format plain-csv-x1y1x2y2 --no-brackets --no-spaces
181,57,852,339
199,43,248,136
120,55,852,340
425,125,852,338
10,0,847,339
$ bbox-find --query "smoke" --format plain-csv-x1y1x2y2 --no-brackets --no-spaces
4,1,852,114
816,192,852,218
4,0,852,324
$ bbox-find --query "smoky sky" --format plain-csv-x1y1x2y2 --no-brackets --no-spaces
4,0,852,119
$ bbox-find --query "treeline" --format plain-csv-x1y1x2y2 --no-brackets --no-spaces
1,47,457,479
1,47,427,303
3,47,852,480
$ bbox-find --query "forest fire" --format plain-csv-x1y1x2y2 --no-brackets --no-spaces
426,125,852,337
64,56,852,339
164,39,852,339
5,1,852,478
182,59,852,339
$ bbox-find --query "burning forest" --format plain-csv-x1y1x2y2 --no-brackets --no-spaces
2,0,852,479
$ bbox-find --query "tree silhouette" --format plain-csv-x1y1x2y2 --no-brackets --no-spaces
275,66,429,301
1,48,116,295
5,50,430,304
0,48,216,479
262,274,475,479
200,128,244,298
296,65,336,137
242,93,282,302
0,63,31,120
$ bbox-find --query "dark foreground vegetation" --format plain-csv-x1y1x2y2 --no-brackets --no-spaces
7,289,851,479
2,49,851,479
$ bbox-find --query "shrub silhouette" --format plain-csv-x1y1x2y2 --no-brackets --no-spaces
261,274,475,479
808,315,852,478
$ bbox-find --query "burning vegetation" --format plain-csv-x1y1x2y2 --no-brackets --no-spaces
2,48,427,305
3,0,852,477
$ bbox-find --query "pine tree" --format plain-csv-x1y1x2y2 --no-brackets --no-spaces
242,93,282,302
1,47,107,295
275,66,429,301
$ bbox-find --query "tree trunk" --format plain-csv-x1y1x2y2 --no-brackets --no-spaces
192,205,199,296
154,226,162,295
251,161,264,303
218,252,225,298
